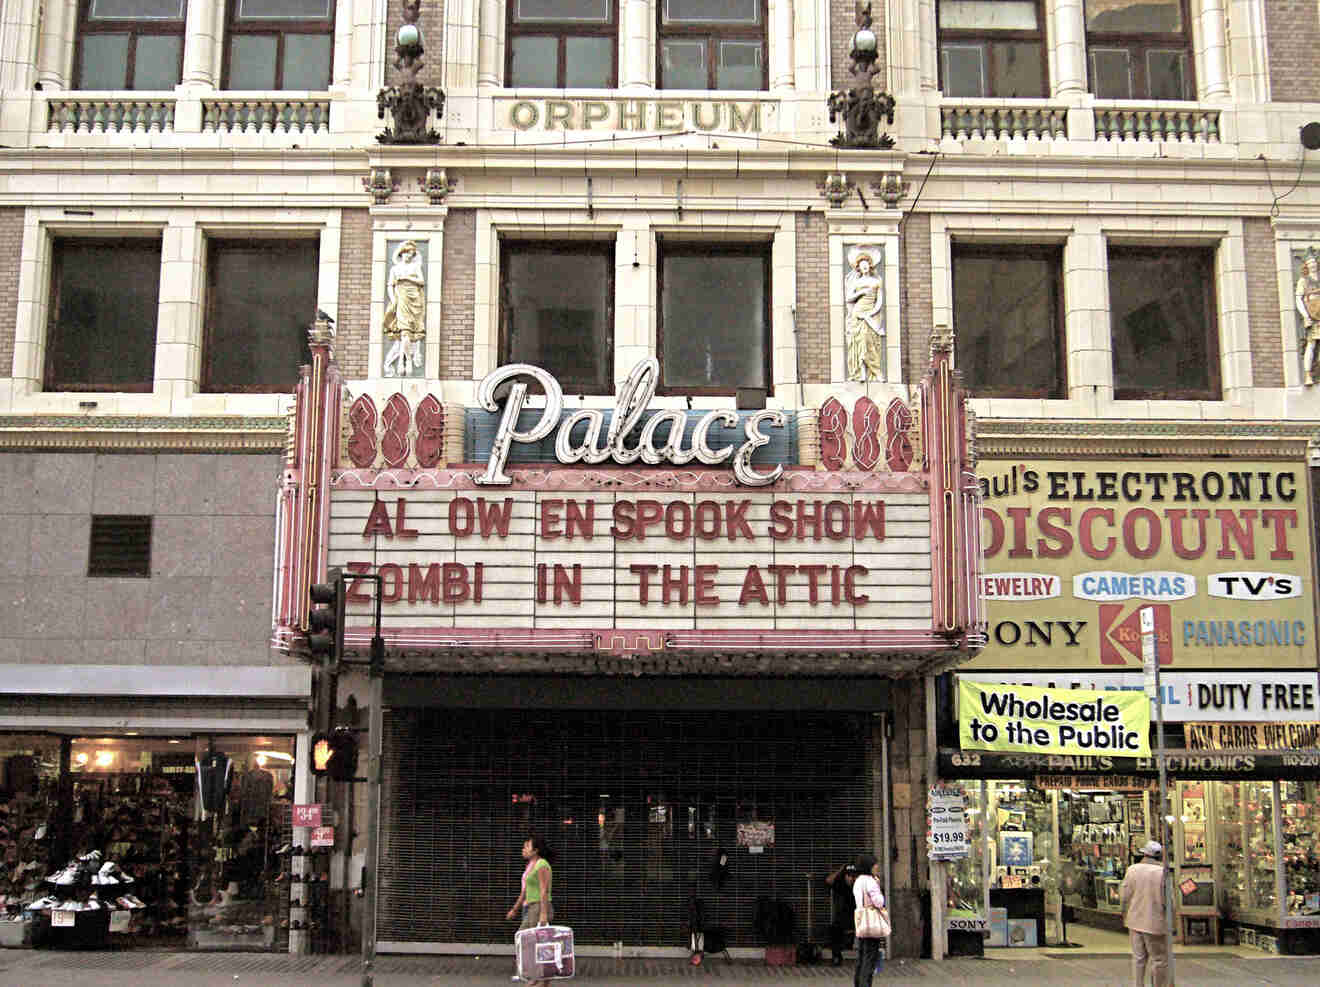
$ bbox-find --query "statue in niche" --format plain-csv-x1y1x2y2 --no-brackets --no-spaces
845,245,886,382
1296,246,1320,385
383,239,426,377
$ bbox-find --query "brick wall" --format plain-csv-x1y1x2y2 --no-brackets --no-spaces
1243,217,1284,388
386,0,445,88
795,211,830,383
336,209,372,379
1266,0,1320,102
901,213,933,384
832,0,886,91
441,208,476,379
0,208,23,380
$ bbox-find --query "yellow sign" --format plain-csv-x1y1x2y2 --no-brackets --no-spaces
959,680,1150,757
1185,721,1320,751
969,460,1314,670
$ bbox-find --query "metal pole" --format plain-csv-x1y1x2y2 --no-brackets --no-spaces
358,573,385,987
1142,607,1175,986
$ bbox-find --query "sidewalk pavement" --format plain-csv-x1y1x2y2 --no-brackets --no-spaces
2,949,1320,986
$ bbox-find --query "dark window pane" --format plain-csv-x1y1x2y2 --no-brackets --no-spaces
661,40,706,89
203,240,318,393
79,34,130,89
940,1,1037,30
229,34,278,89
1086,0,1182,33
88,515,152,578
515,0,610,22
133,34,182,89
716,41,761,90
953,247,1063,399
45,240,159,392
502,246,613,394
510,36,560,87
664,0,759,25
564,36,613,87
1146,49,1188,100
1108,246,1219,399
990,41,1044,97
237,0,332,18
661,251,767,391
89,0,184,19
941,44,985,97
282,33,331,90
1089,48,1131,99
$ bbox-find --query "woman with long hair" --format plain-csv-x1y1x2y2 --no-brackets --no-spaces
851,853,888,987
506,833,554,985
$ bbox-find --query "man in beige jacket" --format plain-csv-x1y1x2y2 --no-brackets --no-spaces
1120,840,1169,986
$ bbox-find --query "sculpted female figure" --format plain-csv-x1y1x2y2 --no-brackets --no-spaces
846,251,885,382
383,240,426,376
1296,248,1320,385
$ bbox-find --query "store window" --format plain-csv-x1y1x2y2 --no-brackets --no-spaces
507,0,616,88
938,0,1047,98
499,240,615,395
202,238,318,393
658,241,770,395
1107,244,1219,400
952,243,1065,399
658,0,766,90
224,0,334,91
76,0,186,90
44,237,161,393
1085,0,1194,100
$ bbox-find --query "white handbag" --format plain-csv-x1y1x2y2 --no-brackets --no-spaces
854,904,892,939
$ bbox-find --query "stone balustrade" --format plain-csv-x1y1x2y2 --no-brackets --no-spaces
46,97,175,133
1093,106,1221,142
940,102,1068,141
202,98,332,134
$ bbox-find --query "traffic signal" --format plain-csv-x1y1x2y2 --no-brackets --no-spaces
307,567,345,665
310,727,359,782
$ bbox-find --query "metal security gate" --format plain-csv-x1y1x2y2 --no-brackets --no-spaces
377,709,876,950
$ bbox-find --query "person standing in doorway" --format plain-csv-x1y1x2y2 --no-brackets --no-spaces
1121,840,1169,987
506,834,554,987
851,854,887,987
825,861,857,966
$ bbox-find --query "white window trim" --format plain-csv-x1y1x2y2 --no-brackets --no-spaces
932,213,1249,419
472,208,795,404
5,206,339,417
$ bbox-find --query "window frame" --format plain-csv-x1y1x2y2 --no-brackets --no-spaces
937,0,1049,99
656,0,768,91
200,236,319,394
222,0,336,91
951,241,1066,400
1106,243,1221,401
656,240,772,397
1085,0,1195,100
505,0,619,89
43,235,161,394
498,239,616,396
74,0,186,91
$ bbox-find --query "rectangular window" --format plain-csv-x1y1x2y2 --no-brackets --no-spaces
88,515,152,577
224,0,333,90
202,238,318,393
76,0,185,90
500,241,614,395
1108,244,1220,400
658,242,770,394
507,0,616,88
658,0,765,90
44,237,160,392
1085,0,1193,100
952,243,1065,399
938,0,1046,98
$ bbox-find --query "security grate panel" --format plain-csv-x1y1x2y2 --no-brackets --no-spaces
378,709,872,949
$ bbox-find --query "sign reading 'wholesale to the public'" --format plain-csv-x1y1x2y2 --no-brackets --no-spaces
958,680,1151,757
969,461,1314,670
327,492,932,631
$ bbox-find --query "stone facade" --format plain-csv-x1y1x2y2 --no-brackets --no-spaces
1266,0,1320,103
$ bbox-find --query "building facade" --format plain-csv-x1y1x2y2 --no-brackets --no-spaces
1,0,1319,960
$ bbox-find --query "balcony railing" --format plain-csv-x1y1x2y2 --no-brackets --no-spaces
202,97,331,134
46,96,175,133
1093,106,1221,142
940,102,1068,141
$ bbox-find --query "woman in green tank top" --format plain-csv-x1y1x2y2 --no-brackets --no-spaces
506,833,554,985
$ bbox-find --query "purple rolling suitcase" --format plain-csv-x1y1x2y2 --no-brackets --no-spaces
515,924,575,981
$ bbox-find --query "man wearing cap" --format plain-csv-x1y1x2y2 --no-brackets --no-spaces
825,862,858,967
1121,840,1169,986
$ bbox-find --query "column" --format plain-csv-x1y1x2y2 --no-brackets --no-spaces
769,0,794,91
444,0,479,90
1199,0,1230,100
477,0,502,88
0,0,41,91
620,0,652,89
36,0,75,91
1053,0,1088,97
181,0,219,87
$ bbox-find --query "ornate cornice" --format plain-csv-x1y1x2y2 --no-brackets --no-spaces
976,419,1318,460
0,416,288,452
